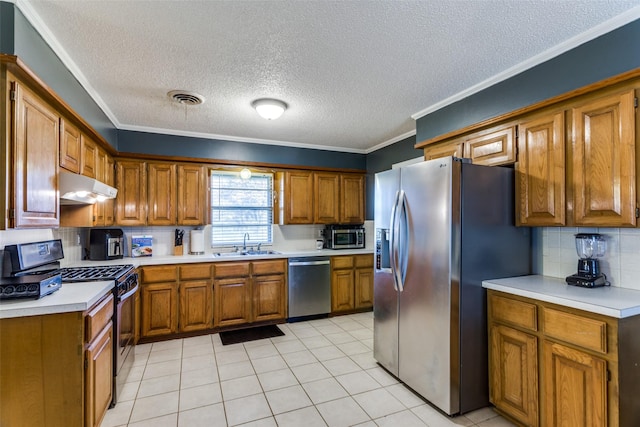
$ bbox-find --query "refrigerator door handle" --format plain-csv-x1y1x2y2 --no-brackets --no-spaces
389,190,400,291
396,190,407,292
393,190,406,292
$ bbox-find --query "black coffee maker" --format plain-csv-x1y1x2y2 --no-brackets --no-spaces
87,228,124,260
565,233,608,288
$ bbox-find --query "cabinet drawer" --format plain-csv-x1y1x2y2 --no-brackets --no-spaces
354,254,373,268
85,293,114,343
252,259,286,276
489,293,537,331
179,263,212,280
542,308,607,354
332,256,354,269
214,262,250,278
142,266,178,283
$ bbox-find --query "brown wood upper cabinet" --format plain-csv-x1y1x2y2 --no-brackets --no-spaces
517,87,637,227
278,170,365,225
116,159,206,226
10,79,60,228
81,134,98,178
516,110,566,226
423,124,516,166
60,118,81,173
115,159,147,226
571,89,636,227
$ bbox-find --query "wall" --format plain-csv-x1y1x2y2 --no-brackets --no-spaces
416,18,640,143
118,130,366,170
2,3,119,148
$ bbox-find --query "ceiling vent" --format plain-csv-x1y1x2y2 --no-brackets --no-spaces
167,90,205,106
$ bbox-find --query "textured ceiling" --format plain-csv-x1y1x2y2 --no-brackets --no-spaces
18,0,640,153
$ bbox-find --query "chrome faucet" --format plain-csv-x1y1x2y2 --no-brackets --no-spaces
243,233,250,252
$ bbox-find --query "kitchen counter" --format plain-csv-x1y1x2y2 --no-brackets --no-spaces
0,280,113,319
64,248,374,268
482,275,640,318
2,249,373,319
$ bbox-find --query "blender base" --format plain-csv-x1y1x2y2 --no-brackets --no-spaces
566,274,608,288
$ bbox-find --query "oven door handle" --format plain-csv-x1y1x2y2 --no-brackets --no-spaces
118,283,139,302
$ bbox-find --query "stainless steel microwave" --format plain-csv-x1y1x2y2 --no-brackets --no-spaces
325,226,365,249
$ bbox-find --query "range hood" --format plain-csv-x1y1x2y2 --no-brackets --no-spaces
59,170,118,205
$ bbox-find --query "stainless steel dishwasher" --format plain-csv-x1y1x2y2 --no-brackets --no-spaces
288,256,331,319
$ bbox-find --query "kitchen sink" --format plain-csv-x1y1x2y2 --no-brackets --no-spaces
212,250,282,257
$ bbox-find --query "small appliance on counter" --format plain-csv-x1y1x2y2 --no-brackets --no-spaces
323,224,365,249
190,228,205,255
566,233,609,288
87,228,124,260
0,239,63,299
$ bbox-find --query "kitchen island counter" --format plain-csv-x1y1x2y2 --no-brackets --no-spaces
0,280,113,319
483,274,640,318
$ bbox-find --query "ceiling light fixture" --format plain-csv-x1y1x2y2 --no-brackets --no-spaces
240,168,252,180
252,98,287,120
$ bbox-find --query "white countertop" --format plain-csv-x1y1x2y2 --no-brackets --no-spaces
65,248,374,268
482,275,640,319
0,280,114,319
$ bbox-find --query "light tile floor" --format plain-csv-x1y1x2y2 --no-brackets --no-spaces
101,312,516,427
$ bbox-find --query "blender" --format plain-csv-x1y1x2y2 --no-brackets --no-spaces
565,233,608,288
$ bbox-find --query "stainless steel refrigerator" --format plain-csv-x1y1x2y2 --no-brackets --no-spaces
373,157,530,415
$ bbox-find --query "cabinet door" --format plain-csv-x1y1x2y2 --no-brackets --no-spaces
253,274,286,322
115,159,147,226
489,324,538,427
81,135,98,178
12,81,60,228
60,118,81,173
542,340,607,427
214,277,251,327
85,322,113,427
314,172,340,224
177,164,206,225
572,89,636,226
141,283,178,337
104,155,115,225
331,269,354,313
464,125,516,166
180,280,213,332
423,139,465,161
148,162,176,225
354,267,374,309
284,171,314,224
517,111,566,226
340,174,365,224
93,148,108,226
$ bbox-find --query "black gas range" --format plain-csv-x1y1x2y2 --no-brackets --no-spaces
58,264,138,298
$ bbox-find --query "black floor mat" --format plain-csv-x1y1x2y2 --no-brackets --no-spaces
219,325,285,345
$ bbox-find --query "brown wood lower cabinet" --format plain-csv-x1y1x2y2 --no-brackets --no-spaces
488,290,640,427
140,260,287,338
140,264,212,338
331,254,374,313
0,292,113,427
214,259,287,328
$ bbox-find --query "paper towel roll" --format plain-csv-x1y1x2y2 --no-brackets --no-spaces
190,229,205,254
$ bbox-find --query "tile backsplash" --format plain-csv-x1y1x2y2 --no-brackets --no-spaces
538,227,640,291
49,221,375,266
5,223,638,291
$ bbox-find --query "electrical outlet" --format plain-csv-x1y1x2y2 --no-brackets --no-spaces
76,233,81,245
